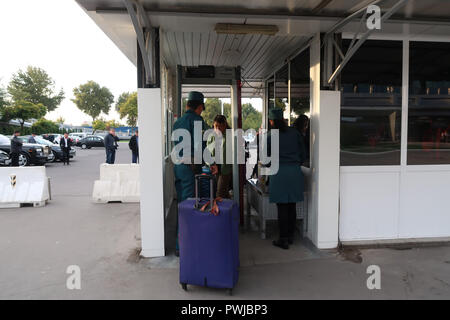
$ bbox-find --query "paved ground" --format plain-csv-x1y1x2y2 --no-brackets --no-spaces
1,143,450,299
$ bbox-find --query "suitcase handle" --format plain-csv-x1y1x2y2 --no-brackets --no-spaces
194,174,214,210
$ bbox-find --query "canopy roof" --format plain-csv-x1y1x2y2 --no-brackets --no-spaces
75,0,450,80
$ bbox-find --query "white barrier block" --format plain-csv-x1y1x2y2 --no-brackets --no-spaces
0,167,50,208
92,164,140,203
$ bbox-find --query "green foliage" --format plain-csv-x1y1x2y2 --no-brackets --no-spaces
7,66,64,112
55,116,65,125
202,98,230,128
31,118,60,135
117,92,138,128
92,118,107,133
92,118,122,133
106,119,122,129
242,103,262,131
2,101,47,131
0,86,8,120
72,81,114,121
201,98,261,131
115,92,132,112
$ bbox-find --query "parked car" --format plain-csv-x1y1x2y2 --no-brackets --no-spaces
0,134,49,166
76,135,105,149
18,136,55,163
25,136,76,162
0,149,11,166
43,133,63,144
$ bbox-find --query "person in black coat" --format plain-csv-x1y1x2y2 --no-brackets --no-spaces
10,131,23,167
59,132,73,165
128,130,139,163
28,133,37,144
104,128,119,164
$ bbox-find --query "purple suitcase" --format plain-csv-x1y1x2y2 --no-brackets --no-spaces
178,175,239,295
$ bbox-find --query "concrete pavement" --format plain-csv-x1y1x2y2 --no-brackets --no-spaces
0,143,449,299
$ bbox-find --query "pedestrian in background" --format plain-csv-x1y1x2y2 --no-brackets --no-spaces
28,133,37,144
104,128,118,164
60,132,73,165
10,131,22,167
128,130,139,163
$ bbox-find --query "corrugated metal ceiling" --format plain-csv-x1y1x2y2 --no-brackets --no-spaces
162,31,309,80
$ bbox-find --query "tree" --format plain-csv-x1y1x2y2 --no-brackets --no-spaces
7,66,64,112
31,118,59,134
0,86,8,119
115,92,132,112
72,81,114,122
106,119,122,129
242,103,262,131
117,92,138,128
2,101,47,131
92,118,107,134
56,116,65,127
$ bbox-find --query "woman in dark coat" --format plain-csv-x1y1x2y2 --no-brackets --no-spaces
268,108,306,249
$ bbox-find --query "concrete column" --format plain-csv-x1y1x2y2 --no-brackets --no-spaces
308,33,340,249
138,88,165,257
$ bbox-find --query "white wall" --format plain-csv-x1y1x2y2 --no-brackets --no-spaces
307,33,340,249
138,88,165,257
340,166,450,242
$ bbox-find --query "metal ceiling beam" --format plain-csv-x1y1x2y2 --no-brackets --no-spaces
311,0,335,14
123,0,155,85
326,0,410,85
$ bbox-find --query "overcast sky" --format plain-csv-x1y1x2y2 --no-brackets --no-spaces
0,0,262,126
0,0,137,126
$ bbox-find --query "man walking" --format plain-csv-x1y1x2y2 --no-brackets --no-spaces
10,131,23,167
60,132,72,165
128,130,139,163
104,128,118,164
28,133,37,144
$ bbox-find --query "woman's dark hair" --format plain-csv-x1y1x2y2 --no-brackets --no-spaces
213,114,230,129
293,114,309,133
187,100,203,110
270,119,288,132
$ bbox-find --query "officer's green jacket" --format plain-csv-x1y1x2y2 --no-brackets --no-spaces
173,109,208,160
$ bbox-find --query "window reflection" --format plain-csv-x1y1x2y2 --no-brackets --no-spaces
408,42,450,165
340,40,403,166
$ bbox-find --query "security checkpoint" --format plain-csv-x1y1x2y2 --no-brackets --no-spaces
74,0,450,258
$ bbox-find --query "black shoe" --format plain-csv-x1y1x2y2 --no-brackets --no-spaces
272,239,289,250
288,238,294,245
175,250,179,257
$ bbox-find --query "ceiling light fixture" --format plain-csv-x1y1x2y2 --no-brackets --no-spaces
215,23,279,36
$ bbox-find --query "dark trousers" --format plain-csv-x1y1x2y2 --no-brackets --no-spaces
106,149,116,164
62,147,70,164
132,152,139,164
11,152,20,167
276,203,297,240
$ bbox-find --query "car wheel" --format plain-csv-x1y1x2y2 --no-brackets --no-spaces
19,153,30,167
81,144,87,149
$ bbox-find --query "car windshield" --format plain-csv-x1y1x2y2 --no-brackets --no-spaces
0,134,11,145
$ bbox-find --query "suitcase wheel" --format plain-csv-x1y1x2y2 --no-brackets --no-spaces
181,283,188,291
227,288,233,296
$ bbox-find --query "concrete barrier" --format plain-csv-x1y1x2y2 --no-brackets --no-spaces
92,164,140,203
0,166,50,208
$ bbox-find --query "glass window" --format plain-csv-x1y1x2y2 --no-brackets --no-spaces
274,65,289,119
407,42,450,165
340,40,403,166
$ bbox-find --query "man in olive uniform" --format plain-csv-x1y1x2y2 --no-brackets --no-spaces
173,91,208,256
